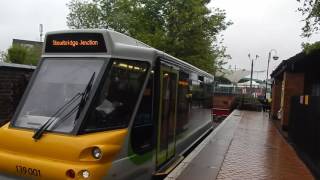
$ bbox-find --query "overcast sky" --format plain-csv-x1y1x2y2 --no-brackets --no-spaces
0,0,319,79
209,0,320,78
0,0,68,50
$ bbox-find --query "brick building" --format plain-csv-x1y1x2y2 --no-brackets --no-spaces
270,50,320,130
271,49,320,177
0,62,35,125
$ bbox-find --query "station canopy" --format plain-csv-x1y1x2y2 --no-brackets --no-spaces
216,69,250,83
237,80,260,87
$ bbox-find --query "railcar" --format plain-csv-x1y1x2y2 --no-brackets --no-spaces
0,30,214,180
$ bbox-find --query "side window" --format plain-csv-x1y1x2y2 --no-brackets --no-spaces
203,78,213,108
191,75,204,108
131,73,154,154
83,59,149,132
191,75,213,108
176,71,191,135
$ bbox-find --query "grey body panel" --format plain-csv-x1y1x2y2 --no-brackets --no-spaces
0,173,26,180
43,29,213,79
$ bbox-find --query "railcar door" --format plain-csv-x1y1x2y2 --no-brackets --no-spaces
156,64,178,167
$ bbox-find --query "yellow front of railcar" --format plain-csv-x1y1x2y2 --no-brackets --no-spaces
0,123,128,179
0,30,152,179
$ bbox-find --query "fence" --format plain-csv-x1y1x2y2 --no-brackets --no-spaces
213,87,264,112
213,84,266,98
0,63,35,124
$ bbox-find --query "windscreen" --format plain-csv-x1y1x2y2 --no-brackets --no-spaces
83,59,149,133
13,58,105,133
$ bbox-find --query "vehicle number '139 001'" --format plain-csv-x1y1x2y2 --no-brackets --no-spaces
16,165,41,177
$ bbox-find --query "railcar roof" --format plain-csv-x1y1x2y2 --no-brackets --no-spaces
44,29,213,78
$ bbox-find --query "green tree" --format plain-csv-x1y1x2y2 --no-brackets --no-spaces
67,0,231,74
4,44,41,66
302,41,320,54
297,0,320,37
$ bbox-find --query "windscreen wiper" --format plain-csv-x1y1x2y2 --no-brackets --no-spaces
32,72,96,141
75,72,95,120
54,72,96,129
32,92,82,140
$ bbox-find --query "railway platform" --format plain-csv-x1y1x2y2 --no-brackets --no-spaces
166,110,314,180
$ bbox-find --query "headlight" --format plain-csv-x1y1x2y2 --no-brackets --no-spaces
92,147,102,159
81,170,90,179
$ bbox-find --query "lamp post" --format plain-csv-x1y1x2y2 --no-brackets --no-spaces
248,54,259,95
265,49,279,99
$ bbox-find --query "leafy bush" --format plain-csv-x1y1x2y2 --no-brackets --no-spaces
4,44,41,66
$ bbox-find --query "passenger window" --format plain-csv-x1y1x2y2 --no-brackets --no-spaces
83,59,149,132
177,71,191,135
131,74,154,154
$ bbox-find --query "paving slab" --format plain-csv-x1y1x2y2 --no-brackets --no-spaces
167,110,314,180
166,110,242,180
216,111,314,180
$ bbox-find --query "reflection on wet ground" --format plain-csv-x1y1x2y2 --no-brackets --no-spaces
169,110,314,180
216,111,313,180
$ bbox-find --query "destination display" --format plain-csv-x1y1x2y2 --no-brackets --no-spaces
45,33,107,53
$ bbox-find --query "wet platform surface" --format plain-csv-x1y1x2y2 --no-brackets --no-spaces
166,110,314,180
